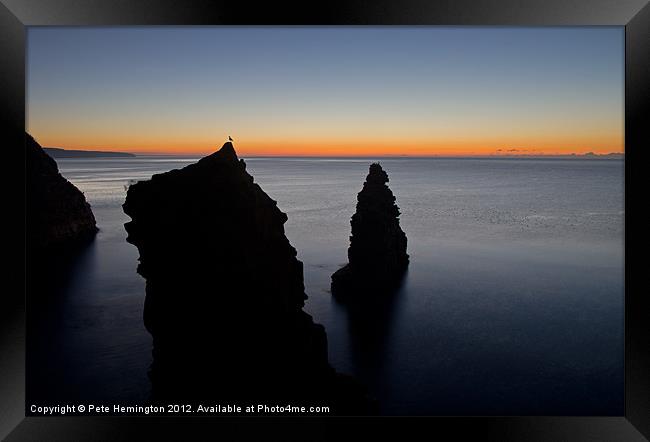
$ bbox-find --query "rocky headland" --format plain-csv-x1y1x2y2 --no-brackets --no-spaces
331,163,409,299
25,133,98,251
123,142,372,413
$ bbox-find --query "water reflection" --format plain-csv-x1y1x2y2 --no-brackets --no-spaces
27,240,98,402
336,272,408,409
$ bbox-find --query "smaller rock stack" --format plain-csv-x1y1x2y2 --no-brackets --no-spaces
331,163,409,298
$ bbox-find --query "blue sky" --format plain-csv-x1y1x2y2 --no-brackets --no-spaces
27,27,624,155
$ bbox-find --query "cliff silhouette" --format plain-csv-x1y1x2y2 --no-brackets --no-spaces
331,163,409,298
25,133,97,251
123,142,372,413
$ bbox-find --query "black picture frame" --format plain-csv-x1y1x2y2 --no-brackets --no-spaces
2,0,648,440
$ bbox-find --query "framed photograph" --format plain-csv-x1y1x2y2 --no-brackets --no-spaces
3,0,648,440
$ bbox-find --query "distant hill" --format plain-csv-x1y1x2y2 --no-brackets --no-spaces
44,147,135,158
582,152,625,159
493,150,624,159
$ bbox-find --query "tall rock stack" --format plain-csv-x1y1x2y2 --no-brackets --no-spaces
25,132,98,251
123,142,371,413
331,163,409,298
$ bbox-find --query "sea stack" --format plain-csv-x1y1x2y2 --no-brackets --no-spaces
331,163,409,298
123,142,371,413
25,133,98,251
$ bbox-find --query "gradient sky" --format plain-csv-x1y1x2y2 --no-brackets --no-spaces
27,27,624,156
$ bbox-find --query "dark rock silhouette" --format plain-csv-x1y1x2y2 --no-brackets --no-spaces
123,142,372,413
331,163,409,298
25,133,98,251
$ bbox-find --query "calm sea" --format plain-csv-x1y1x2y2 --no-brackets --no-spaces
29,156,624,415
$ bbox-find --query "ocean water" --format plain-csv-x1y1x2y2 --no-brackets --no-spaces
29,155,624,415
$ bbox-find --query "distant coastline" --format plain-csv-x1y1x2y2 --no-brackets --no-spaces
44,147,135,158
491,152,624,159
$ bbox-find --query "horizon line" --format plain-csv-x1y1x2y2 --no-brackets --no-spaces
125,152,626,158
40,143,624,158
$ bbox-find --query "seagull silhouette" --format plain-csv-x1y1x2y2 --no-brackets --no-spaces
228,136,233,142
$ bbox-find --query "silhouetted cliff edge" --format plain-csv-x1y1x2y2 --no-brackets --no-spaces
331,163,409,298
123,142,372,413
26,133,97,251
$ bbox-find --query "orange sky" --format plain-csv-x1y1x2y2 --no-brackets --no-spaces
30,132,624,156
27,27,624,157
